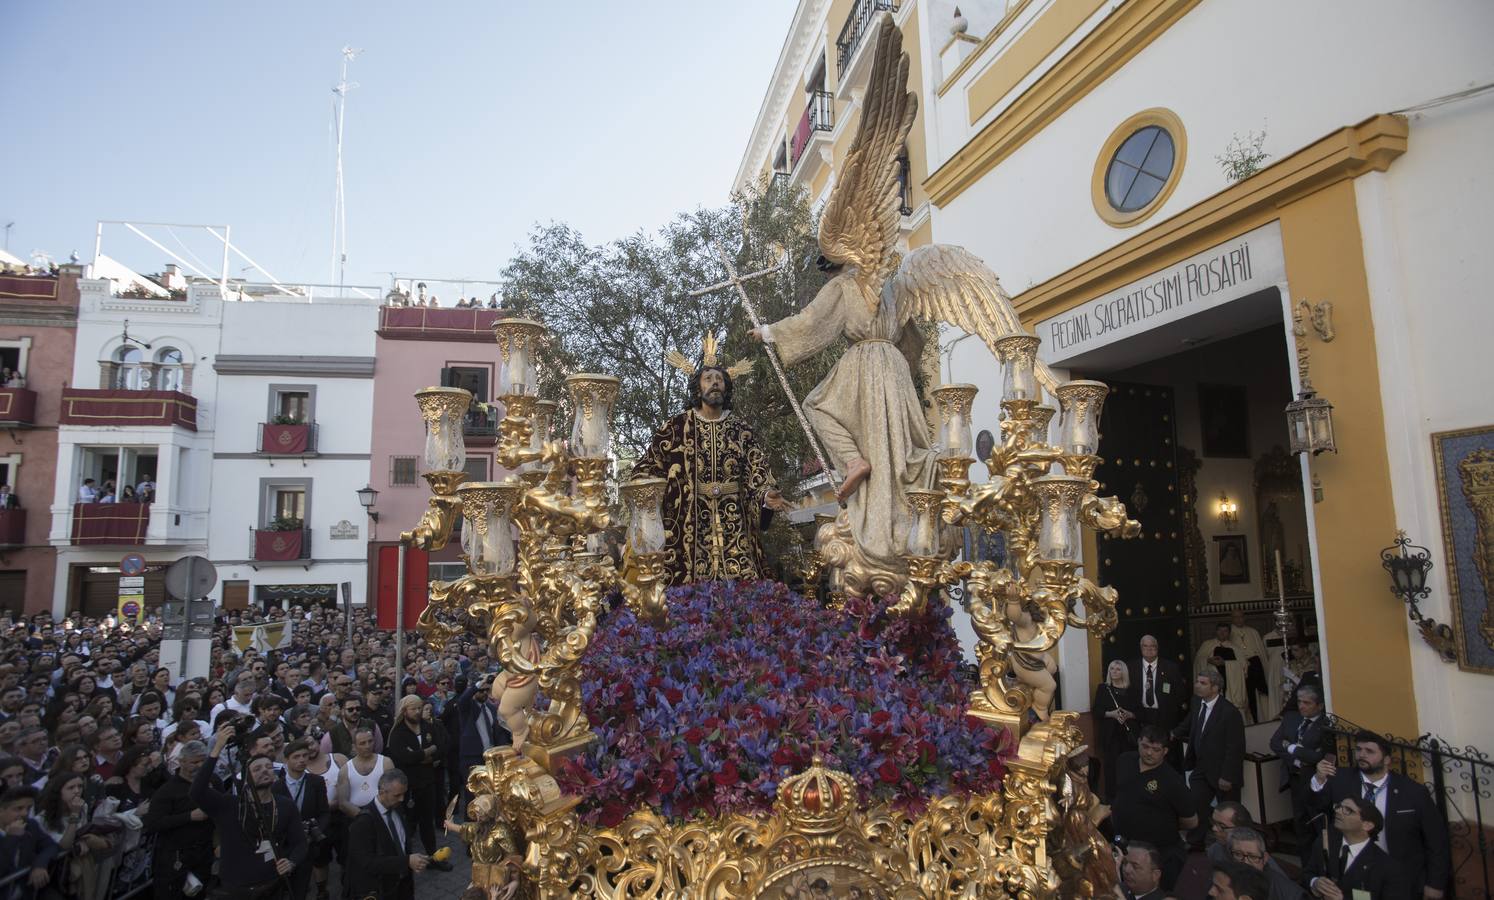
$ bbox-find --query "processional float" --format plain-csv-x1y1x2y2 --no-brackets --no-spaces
407,15,1141,899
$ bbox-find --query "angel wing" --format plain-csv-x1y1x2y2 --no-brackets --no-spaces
892,244,1059,392
818,14,916,292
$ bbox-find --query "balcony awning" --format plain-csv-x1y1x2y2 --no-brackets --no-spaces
71,503,150,545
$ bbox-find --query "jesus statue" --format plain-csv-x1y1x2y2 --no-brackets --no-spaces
629,334,790,585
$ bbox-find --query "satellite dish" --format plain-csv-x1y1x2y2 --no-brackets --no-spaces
164,556,218,602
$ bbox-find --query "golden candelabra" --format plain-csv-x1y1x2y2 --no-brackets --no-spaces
413,321,1138,897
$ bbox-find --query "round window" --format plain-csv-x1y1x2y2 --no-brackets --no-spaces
1105,126,1175,212
1091,109,1187,228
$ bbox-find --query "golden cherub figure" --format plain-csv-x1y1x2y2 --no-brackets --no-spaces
444,795,522,900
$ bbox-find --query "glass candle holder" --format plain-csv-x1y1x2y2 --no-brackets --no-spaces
1028,404,1058,445
493,318,547,397
415,387,472,473
994,333,1042,403
931,384,978,459
531,399,559,452
456,482,523,576
1031,474,1088,562
620,478,667,554
904,489,946,557
566,374,620,458
1054,381,1109,456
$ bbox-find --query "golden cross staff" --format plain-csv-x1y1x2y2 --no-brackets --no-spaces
689,241,844,502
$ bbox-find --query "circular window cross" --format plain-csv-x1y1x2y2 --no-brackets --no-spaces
1092,109,1187,227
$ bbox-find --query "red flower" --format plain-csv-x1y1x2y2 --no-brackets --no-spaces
877,760,902,784
599,802,630,827
916,740,938,765
684,727,705,745
771,746,800,767
663,687,684,704
871,710,892,726
714,761,740,787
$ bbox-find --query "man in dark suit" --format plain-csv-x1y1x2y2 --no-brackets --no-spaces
452,674,511,806
0,785,59,895
1130,634,1188,769
1173,669,1245,846
278,739,330,900
1120,841,1168,900
1303,796,1411,899
1210,861,1272,900
1309,731,1449,898
346,769,429,900
1269,683,1329,843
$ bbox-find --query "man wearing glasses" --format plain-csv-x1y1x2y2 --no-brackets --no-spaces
1303,798,1409,899
1224,828,1304,900
324,693,384,756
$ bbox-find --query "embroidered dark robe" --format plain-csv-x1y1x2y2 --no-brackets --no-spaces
630,410,776,585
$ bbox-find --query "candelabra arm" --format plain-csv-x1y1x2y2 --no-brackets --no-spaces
1063,577,1120,638
1080,494,1142,538
400,471,468,550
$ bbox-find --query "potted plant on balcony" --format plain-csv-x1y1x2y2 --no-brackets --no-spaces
262,415,311,454
254,516,306,561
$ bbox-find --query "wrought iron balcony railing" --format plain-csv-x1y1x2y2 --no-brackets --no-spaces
837,0,899,75
790,91,835,169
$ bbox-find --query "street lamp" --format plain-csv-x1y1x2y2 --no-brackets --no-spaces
356,484,379,523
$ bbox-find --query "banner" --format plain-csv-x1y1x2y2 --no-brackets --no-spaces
376,545,429,631
232,620,294,653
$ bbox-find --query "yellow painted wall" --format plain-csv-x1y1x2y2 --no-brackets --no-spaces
966,0,1108,125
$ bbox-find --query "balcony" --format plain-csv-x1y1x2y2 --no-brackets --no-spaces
789,91,835,186
0,509,25,546
0,389,37,427
377,306,504,343
70,502,150,546
463,406,500,445
258,422,318,455
59,389,197,431
0,273,59,301
251,527,311,563
837,0,899,92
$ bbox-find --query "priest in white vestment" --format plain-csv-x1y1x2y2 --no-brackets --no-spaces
1230,610,1270,722
1194,622,1253,723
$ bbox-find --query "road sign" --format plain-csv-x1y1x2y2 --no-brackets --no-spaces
165,556,217,601
119,553,146,577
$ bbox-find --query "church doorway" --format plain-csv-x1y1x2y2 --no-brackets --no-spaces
1066,288,1319,732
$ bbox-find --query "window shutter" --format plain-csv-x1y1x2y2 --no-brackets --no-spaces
439,367,455,388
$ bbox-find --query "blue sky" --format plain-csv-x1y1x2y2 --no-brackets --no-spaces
0,1,797,289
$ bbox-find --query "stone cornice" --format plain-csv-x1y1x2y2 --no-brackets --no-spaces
212,355,376,378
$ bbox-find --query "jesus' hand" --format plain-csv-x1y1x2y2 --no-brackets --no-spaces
763,489,791,512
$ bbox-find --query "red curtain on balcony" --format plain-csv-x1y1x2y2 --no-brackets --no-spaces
0,275,58,300
71,503,149,545
261,423,310,454
59,390,198,430
254,529,305,561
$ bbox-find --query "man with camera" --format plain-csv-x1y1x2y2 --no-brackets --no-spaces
278,739,330,900
143,739,215,898
192,724,308,899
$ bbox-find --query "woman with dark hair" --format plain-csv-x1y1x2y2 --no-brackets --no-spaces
203,683,227,712
123,716,158,750
81,694,123,735
70,673,100,707
163,719,204,774
38,770,110,897
106,745,159,893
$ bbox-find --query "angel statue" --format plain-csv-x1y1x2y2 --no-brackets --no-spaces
751,14,1054,592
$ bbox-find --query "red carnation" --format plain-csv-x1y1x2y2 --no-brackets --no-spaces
714,761,740,787
871,710,892,726
599,802,630,827
663,687,684,704
684,727,705,745
771,746,799,767
877,760,902,784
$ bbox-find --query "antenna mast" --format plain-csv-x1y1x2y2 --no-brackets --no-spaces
331,46,362,290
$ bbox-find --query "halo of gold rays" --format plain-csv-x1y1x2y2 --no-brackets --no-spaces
665,332,754,380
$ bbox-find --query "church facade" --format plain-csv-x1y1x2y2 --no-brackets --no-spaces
910,0,1494,755
737,0,1494,755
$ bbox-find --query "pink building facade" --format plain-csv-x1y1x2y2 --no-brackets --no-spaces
366,306,505,602
0,265,82,614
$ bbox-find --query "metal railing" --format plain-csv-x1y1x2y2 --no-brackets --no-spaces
836,0,899,75
1324,715,1491,898
790,91,835,169
897,154,914,216
463,406,500,437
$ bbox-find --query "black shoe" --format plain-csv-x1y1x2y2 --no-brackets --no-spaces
428,858,454,872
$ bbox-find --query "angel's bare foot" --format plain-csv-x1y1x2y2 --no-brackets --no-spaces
836,458,871,503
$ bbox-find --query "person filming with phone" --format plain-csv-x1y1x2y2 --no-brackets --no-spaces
191,723,308,899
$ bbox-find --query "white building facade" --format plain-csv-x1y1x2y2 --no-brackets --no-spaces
910,0,1494,752
205,298,379,614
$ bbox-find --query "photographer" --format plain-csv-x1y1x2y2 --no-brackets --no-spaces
277,739,329,900
143,739,214,899
192,724,308,899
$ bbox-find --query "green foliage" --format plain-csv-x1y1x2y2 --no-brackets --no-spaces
270,414,304,425
265,516,303,532
1216,128,1270,182
499,177,841,508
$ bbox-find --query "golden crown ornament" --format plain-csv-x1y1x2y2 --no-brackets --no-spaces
664,332,754,380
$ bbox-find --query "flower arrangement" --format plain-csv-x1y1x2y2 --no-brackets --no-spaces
558,580,1010,826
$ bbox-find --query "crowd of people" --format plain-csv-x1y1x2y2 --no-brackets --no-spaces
74,479,156,506
1096,632,1451,900
0,603,515,900
383,283,499,310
